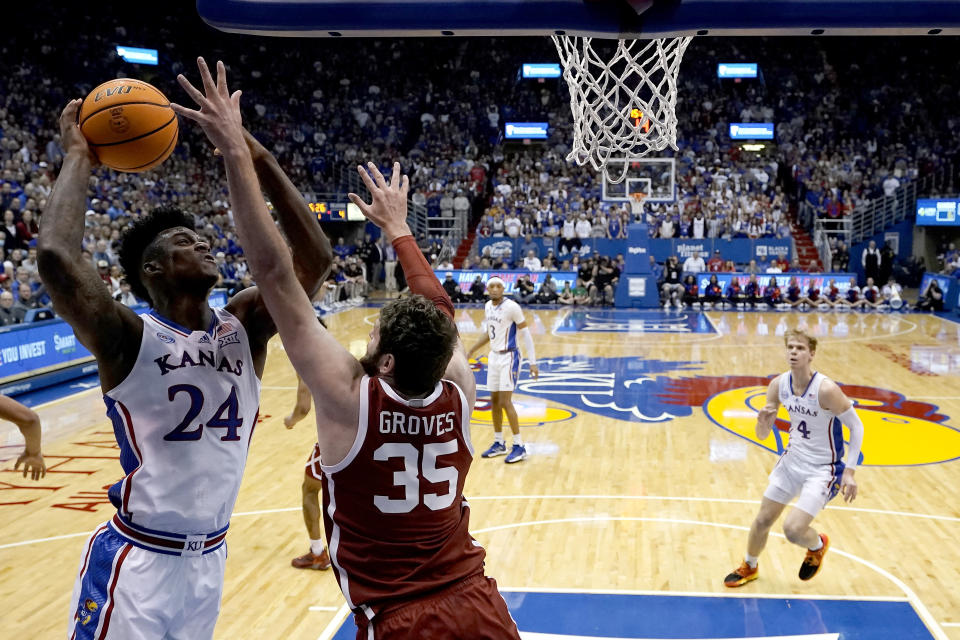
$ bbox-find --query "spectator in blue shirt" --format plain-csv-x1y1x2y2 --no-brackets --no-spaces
333,237,354,259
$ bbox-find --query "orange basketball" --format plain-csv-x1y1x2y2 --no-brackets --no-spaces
78,79,178,173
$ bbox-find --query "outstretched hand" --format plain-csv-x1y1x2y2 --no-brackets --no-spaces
348,162,410,240
171,57,246,157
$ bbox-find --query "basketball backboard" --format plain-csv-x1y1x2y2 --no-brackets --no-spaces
198,0,960,38
602,158,675,203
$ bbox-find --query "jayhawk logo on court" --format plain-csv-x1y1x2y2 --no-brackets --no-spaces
472,396,576,428
471,355,701,423
470,357,960,466
659,375,960,466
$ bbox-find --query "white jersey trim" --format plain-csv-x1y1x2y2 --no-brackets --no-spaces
445,378,473,456
377,377,444,408
324,474,355,609
321,376,370,475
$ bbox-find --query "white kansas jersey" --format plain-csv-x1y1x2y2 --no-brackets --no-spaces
778,371,843,467
104,308,261,535
484,298,525,352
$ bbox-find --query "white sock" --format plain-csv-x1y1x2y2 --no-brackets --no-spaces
310,538,325,555
494,432,505,444
513,434,523,446
745,554,759,569
808,536,823,552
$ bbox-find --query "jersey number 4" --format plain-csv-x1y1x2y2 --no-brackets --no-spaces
795,419,811,440
373,441,458,514
163,384,243,442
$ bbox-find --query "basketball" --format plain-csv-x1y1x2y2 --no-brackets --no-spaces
78,78,178,173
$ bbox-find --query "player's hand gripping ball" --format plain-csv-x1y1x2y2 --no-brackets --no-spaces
78,79,178,172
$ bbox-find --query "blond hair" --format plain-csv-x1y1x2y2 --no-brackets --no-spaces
784,329,817,353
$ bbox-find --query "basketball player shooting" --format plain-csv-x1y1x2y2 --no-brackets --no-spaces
724,329,864,588
175,58,520,638
42,71,331,639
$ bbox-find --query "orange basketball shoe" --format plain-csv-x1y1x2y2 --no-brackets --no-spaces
799,533,830,581
723,561,759,587
292,548,331,570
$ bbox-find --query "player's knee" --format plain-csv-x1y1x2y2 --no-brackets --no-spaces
782,520,807,544
754,510,777,530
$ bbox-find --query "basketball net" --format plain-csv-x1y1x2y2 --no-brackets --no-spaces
629,191,648,216
552,36,692,184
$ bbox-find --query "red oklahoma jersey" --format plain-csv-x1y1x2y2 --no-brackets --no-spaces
321,375,486,612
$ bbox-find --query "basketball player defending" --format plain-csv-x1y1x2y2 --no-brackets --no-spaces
285,317,332,572
466,278,539,464
724,329,863,587
43,73,331,638
177,60,520,639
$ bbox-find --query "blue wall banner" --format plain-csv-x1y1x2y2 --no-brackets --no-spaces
0,318,95,385
717,62,758,78
729,122,774,139
916,198,960,226
0,289,229,395
504,122,549,139
521,63,561,78
479,237,791,265
434,270,577,295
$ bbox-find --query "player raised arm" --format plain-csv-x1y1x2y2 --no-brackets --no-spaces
38,101,144,389
222,127,334,373
817,379,862,503
755,376,781,441
349,162,476,405
2,395,45,481
171,57,362,423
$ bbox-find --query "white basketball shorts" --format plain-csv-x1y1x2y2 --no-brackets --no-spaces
486,350,521,392
67,522,226,639
763,454,845,518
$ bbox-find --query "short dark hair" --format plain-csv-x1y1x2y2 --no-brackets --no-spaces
378,295,457,395
118,206,195,306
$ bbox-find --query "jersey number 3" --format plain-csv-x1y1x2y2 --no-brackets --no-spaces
163,384,243,442
373,441,458,514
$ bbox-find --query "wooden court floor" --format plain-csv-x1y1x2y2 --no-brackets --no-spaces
2,306,960,639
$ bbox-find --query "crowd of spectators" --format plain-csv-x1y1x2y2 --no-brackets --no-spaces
1,3,955,324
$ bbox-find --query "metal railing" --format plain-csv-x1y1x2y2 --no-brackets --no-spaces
849,157,956,243
800,156,958,266
330,166,431,240
812,217,851,272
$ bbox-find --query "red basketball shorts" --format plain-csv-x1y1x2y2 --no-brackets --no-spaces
353,574,520,640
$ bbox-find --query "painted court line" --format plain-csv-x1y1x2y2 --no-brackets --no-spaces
465,494,960,525
498,586,907,602
317,603,351,640
5,493,960,552
471,516,948,640
308,605,341,612
521,634,838,640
